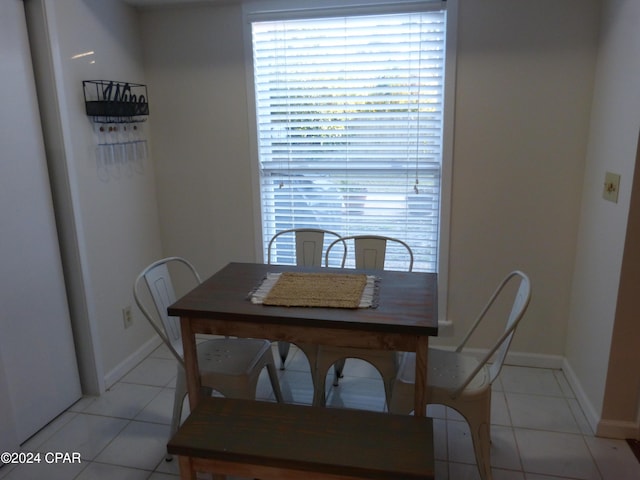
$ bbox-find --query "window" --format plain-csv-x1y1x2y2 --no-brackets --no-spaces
247,2,452,273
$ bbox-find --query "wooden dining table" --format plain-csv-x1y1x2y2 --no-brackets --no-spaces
168,261,438,416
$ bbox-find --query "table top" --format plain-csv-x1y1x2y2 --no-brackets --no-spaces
168,262,438,337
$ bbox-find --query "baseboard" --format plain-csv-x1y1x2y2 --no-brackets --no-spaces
597,418,640,439
450,347,564,370
512,357,639,440
504,351,565,369
104,335,162,389
441,347,614,435
562,358,600,434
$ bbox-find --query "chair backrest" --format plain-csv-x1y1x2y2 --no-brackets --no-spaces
325,235,414,272
133,257,201,365
452,271,531,398
268,228,344,267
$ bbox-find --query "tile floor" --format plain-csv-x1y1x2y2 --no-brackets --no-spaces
1,342,639,480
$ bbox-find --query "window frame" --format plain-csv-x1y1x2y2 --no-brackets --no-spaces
243,0,457,322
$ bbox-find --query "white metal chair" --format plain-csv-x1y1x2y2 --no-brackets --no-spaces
133,257,284,460
327,235,414,272
267,228,345,372
313,235,414,407
388,271,531,480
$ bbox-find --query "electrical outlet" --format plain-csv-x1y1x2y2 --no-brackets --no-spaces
122,306,133,329
603,171,621,203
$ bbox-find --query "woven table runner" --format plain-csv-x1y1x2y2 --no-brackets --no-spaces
250,272,377,308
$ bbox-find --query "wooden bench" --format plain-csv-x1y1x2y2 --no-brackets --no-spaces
167,396,435,480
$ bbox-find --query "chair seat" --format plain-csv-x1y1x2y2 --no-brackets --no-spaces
197,338,273,378
396,349,489,395
390,349,490,416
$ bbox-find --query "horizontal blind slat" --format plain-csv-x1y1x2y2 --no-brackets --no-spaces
252,9,446,272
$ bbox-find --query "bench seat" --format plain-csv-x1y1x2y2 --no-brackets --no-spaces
167,396,434,480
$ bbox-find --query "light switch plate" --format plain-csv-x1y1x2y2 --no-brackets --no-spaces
603,172,621,203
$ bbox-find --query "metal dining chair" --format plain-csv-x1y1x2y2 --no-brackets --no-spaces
267,228,345,370
267,228,349,407
133,256,284,460
313,235,413,408
389,271,531,480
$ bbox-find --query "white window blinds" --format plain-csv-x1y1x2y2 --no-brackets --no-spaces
251,9,447,272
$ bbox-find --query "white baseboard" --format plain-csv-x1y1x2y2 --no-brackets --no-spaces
104,335,163,389
445,348,614,436
561,358,600,434
559,358,638,439
504,351,565,369
452,347,564,370
450,351,637,440
597,418,640,439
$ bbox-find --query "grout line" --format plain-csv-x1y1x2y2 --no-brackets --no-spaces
20,348,637,480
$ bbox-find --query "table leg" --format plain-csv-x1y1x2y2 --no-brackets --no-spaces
414,337,429,417
180,317,201,411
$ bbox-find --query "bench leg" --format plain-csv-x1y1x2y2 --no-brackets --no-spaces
177,456,229,480
178,456,197,480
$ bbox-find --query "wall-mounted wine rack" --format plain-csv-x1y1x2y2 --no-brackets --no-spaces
83,80,150,181
83,80,149,123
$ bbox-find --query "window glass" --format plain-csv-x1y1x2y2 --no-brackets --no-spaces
251,9,447,272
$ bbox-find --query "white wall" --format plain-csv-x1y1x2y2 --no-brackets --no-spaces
565,0,640,435
443,0,599,358
140,0,599,361
140,2,258,278
26,0,164,392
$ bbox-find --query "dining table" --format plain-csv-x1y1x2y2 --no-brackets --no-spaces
168,261,438,416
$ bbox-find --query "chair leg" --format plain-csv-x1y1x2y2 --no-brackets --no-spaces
167,367,188,461
266,362,284,403
333,359,345,386
278,341,290,370
383,377,394,413
464,395,493,480
470,420,492,480
313,352,346,406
